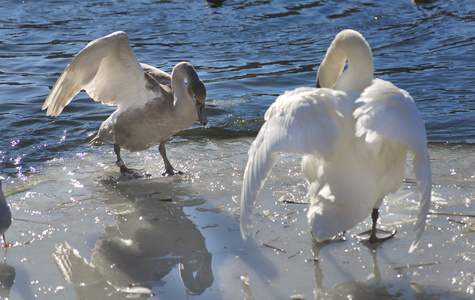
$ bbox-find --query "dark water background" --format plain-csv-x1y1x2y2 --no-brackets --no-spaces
1,0,474,178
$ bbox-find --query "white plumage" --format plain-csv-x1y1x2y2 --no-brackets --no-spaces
240,29,431,252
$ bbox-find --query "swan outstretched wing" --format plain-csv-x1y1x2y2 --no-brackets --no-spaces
240,87,351,239
354,79,432,252
43,31,152,116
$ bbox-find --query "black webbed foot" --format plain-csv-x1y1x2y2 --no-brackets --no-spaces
354,228,397,244
353,208,397,244
114,145,150,179
162,166,184,177
117,160,150,179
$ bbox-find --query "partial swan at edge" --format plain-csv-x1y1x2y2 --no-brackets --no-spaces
0,179,12,248
240,29,431,253
42,31,207,177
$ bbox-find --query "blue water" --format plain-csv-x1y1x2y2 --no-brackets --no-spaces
1,0,474,179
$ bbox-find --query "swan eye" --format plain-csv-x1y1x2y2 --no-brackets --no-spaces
195,98,205,108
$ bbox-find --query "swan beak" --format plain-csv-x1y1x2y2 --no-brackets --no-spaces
196,103,207,126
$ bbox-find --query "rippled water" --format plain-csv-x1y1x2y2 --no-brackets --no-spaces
0,0,474,299
1,0,475,178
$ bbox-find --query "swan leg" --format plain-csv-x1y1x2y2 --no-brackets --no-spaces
2,233,9,248
113,144,150,179
354,208,397,244
159,142,183,177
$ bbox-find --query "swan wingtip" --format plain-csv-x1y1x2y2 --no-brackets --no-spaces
241,231,249,241
239,207,251,241
408,242,418,253
239,220,250,241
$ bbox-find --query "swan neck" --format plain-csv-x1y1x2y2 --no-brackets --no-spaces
171,62,197,105
317,30,374,93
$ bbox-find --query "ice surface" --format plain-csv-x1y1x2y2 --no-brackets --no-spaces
1,139,474,299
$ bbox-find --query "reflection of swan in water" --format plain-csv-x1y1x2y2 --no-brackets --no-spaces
52,179,213,298
240,29,431,252
0,262,15,298
311,240,389,299
311,240,442,299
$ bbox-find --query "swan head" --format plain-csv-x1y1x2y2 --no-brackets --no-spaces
316,29,374,93
191,79,207,126
172,62,208,126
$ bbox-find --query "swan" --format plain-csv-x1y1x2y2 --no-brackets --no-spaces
0,180,12,247
42,31,207,177
240,29,431,252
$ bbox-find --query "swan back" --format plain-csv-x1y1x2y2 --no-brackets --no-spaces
317,29,374,93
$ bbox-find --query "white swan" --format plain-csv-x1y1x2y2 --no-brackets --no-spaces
42,31,207,177
0,180,12,247
240,29,431,252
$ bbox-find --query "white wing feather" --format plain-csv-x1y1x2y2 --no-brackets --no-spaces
240,87,351,239
42,31,150,116
354,79,432,252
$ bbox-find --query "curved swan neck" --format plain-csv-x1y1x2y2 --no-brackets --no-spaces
171,62,200,105
317,30,374,93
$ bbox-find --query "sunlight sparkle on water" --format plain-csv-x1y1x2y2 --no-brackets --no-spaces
70,179,84,188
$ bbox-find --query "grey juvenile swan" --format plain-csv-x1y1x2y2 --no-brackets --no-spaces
43,31,207,177
0,180,12,247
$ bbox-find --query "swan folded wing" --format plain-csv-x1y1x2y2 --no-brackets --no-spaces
141,63,172,88
43,31,150,116
354,78,432,252
240,87,348,239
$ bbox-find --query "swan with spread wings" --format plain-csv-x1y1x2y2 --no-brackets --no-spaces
240,29,431,252
43,31,207,177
